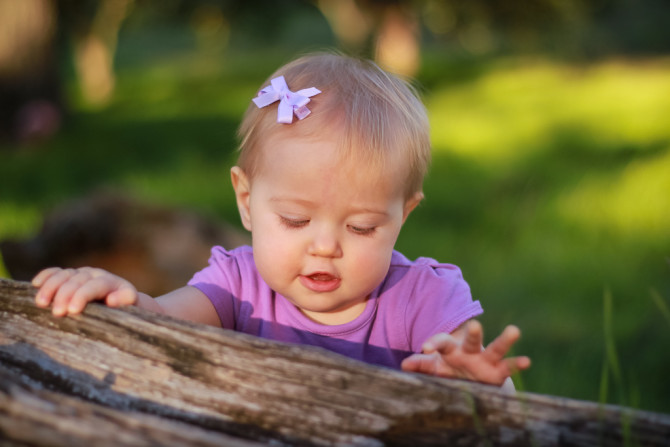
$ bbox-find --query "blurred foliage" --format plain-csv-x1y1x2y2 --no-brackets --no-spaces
1,0,669,414
114,0,670,57
420,0,670,57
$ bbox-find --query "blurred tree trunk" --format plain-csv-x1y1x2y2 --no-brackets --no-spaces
317,0,373,53
316,0,420,78
373,2,420,78
63,0,134,106
0,0,62,143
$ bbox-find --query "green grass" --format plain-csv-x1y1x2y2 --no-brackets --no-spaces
1,33,669,413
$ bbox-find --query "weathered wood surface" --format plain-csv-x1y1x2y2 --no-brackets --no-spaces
1,278,669,446
0,367,264,447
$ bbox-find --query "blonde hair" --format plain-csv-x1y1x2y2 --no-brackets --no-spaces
237,52,430,199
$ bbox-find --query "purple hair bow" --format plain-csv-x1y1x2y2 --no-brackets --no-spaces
252,76,321,124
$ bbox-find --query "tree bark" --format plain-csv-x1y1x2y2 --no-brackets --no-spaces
1,278,668,446
0,366,264,447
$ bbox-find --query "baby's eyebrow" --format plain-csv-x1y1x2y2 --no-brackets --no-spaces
269,196,389,217
269,196,315,207
348,207,390,217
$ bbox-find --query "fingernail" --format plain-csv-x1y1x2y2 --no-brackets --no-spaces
68,304,80,313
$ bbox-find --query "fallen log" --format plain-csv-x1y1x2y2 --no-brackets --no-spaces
0,366,264,447
1,277,668,446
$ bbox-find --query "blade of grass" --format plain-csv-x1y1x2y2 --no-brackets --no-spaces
649,287,670,326
603,288,622,384
599,358,609,405
0,251,9,279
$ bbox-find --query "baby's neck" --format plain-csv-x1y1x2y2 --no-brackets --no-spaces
297,297,369,326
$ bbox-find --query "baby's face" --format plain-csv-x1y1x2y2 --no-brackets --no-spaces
238,133,416,325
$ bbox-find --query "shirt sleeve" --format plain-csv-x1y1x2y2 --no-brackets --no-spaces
187,246,246,329
401,259,483,352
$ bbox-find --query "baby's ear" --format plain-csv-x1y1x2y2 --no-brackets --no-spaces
231,167,252,231
402,191,424,223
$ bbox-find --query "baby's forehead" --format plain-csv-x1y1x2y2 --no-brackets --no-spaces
257,136,409,199
261,125,405,169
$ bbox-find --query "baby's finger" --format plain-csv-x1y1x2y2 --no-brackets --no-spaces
32,267,63,288
34,268,76,308
483,325,521,363
480,357,531,385
66,276,113,314
51,272,94,316
462,320,484,354
422,332,458,356
506,356,531,374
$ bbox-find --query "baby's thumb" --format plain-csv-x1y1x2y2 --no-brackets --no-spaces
107,287,137,307
401,353,439,376
422,333,459,356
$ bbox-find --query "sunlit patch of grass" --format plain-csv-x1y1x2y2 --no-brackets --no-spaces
429,60,574,164
563,61,670,145
554,148,670,239
429,58,670,169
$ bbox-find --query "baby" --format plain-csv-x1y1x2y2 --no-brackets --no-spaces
32,53,530,388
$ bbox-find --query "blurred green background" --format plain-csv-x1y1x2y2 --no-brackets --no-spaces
1,0,668,413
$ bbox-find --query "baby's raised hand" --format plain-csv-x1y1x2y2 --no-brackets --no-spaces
32,267,138,317
400,320,531,386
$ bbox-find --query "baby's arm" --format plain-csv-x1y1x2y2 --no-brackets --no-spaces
400,320,530,388
32,267,220,326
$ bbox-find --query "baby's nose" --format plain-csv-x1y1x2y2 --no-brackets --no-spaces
308,228,342,258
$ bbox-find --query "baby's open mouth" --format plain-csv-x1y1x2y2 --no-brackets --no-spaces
300,272,341,292
309,273,335,281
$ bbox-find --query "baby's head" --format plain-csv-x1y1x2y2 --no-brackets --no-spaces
233,53,431,323
236,52,431,201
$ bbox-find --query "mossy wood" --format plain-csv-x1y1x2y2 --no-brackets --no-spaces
1,278,668,446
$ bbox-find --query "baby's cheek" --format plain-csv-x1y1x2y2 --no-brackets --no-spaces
351,246,392,288
254,237,298,289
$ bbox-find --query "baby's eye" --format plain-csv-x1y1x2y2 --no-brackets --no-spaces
279,216,309,229
348,225,376,236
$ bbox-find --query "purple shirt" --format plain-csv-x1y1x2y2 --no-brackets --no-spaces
188,246,483,369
